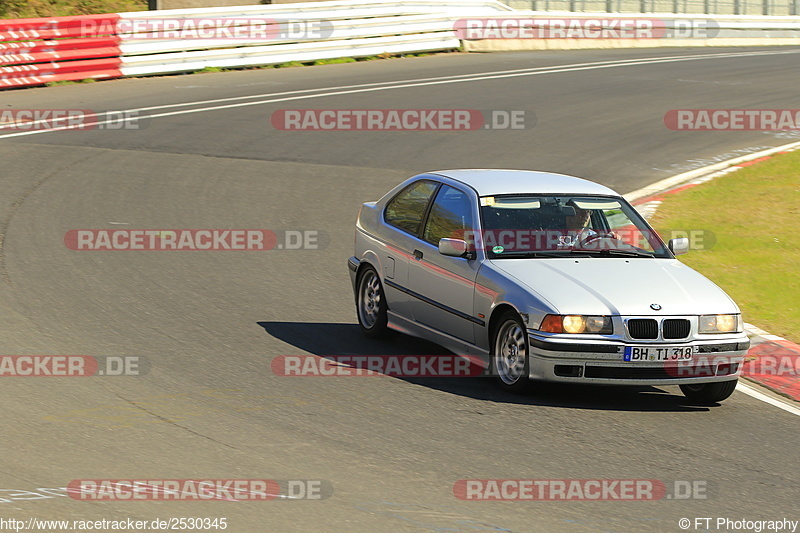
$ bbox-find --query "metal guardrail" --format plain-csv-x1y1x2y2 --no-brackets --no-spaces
506,0,799,15
120,33,463,76
1,0,799,90
0,14,123,87
114,0,508,76
458,12,800,52
1,0,508,88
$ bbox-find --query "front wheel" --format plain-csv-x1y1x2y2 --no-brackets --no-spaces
491,311,532,394
680,379,738,404
356,266,390,338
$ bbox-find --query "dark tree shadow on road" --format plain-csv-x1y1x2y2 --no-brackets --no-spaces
257,321,714,412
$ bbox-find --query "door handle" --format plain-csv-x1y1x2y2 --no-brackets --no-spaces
413,249,424,260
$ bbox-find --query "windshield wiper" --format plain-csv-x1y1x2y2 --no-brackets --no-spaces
569,248,655,258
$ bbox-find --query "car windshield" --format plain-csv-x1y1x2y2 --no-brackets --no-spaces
476,195,671,259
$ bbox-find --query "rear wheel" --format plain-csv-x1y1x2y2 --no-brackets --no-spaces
491,311,532,394
680,379,738,404
356,266,389,338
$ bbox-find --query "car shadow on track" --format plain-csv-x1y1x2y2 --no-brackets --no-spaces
257,321,714,412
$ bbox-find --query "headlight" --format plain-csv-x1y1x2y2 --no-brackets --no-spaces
698,314,741,334
539,315,613,334
562,315,585,333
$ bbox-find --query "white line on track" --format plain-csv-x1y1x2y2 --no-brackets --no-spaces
1,48,800,139
737,382,800,417
625,141,800,201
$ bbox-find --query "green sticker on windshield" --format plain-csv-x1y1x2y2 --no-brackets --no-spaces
492,245,504,254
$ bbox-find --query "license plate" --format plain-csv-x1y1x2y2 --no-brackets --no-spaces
623,345,695,362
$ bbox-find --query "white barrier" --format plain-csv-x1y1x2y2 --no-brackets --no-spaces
121,33,464,75
119,14,463,56
457,12,800,50
116,0,511,76
114,0,800,77
7,0,796,86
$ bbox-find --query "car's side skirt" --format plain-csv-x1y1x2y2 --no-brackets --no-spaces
387,311,490,362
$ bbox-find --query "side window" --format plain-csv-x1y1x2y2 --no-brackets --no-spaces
423,185,474,245
384,180,439,236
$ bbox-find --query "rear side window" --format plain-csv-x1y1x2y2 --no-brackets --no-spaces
384,180,439,235
423,185,474,245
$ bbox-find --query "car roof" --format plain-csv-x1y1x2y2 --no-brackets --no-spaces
427,169,619,197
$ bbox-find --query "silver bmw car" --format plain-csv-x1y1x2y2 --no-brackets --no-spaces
348,169,750,403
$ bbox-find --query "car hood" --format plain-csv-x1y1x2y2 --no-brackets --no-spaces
488,258,739,316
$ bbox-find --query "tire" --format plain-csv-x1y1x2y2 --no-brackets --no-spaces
680,379,738,404
356,266,390,338
491,311,532,394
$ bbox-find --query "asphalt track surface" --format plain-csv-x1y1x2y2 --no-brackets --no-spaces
0,47,799,532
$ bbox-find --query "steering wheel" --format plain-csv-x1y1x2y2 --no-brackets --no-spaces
577,231,619,248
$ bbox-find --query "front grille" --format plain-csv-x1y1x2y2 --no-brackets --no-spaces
627,319,658,339
584,366,703,380
663,319,691,339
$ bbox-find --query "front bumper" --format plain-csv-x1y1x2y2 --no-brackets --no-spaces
347,256,360,291
527,333,750,386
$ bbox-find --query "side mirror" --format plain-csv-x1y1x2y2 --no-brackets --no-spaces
669,237,690,255
439,238,475,259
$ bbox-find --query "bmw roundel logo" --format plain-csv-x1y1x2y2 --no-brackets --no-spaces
650,303,662,311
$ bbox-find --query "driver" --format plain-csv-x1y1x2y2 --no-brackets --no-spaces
565,208,597,244
565,208,620,246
